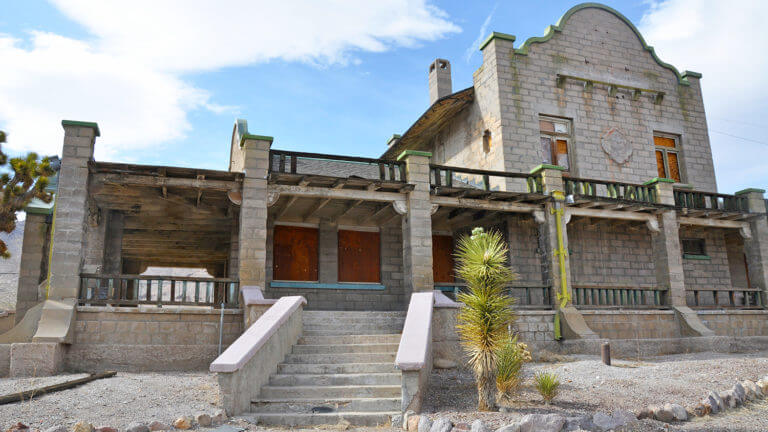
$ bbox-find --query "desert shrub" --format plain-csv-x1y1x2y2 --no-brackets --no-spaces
496,335,531,397
534,371,560,403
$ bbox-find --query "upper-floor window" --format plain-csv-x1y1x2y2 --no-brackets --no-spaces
654,133,682,182
539,115,571,171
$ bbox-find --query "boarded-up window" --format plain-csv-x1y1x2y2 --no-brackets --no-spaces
432,235,455,283
273,225,319,281
654,134,682,182
338,230,380,283
540,116,572,171
682,238,706,256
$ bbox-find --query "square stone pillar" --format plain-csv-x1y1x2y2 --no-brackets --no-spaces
398,151,434,295
645,178,687,307
15,213,48,323
237,134,272,293
33,120,98,343
736,188,768,301
318,219,339,284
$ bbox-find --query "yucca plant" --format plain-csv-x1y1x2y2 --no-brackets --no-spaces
534,371,560,403
456,227,516,411
496,335,531,398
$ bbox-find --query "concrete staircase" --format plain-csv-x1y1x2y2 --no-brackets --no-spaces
250,310,405,426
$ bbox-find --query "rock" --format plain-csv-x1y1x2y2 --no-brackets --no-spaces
418,416,433,432
43,427,67,432
592,410,634,430
403,411,416,431
470,420,491,432
125,423,148,432
708,391,724,413
212,410,227,425
95,428,118,432
433,358,458,369
652,405,675,423
430,417,453,432
757,379,768,395
407,415,420,432
720,390,738,409
9,424,29,432
72,423,94,432
195,414,212,428
743,380,760,399
637,406,656,420
453,423,469,431
693,402,711,417
147,422,168,432
517,414,565,432
563,415,594,431
666,403,687,421
391,414,403,429
733,382,746,403
494,425,520,432
172,418,193,430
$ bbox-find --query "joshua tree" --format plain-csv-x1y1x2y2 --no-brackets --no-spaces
455,227,516,411
0,130,55,258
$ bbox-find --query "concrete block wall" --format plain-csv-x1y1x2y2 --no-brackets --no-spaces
581,310,681,339
697,310,768,337
506,215,546,286
680,227,732,294
15,214,49,323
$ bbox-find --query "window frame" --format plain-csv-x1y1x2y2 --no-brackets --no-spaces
337,228,382,283
539,115,573,173
681,237,709,260
272,224,320,282
653,132,684,183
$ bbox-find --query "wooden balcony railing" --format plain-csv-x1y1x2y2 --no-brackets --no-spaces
572,285,667,308
674,189,749,213
564,177,657,204
79,274,240,308
689,288,764,309
429,165,544,194
269,150,406,182
434,283,552,308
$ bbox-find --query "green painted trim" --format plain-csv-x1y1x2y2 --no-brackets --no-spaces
643,177,676,185
529,164,566,175
61,120,100,136
240,133,274,147
25,195,56,215
735,188,766,196
683,254,711,261
270,281,386,291
387,134,402,146
397,150,432,161
479,32,516,51
512,3,694,86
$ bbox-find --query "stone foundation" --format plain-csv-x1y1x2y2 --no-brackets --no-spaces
697,310,768,337
582,310,681,339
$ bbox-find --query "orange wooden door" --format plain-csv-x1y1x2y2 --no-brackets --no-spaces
273,225,319,281
432,235,455,283
338,230,380,283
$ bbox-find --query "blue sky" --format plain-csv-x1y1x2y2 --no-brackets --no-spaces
1,1,766,194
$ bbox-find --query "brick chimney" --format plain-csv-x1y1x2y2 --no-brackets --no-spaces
428,59,452,105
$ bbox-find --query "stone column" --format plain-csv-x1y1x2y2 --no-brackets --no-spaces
33,120,98,343
15,213,48,324
646,178,713,336
318,219,338,284
532,164,596,340
237,134,272,313
736,189,768,301
398,151,434,295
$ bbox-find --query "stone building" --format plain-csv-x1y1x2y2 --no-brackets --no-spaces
3,2,768,425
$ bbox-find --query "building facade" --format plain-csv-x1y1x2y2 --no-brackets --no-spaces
4,3,768,376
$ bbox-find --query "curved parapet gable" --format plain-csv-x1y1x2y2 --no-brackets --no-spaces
503,2,700,86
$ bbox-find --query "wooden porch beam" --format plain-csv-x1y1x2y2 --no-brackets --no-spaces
93,173,241,191
430,195,539,213
271,184,407,203
303,198,332,221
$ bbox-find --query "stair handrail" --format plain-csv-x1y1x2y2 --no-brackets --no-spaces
395,291,435,412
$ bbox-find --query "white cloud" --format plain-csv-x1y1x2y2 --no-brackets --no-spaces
464,3,497,63
0,1,459,159
639,0,768,193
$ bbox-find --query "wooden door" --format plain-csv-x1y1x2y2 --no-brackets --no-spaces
273,225,318,281
338,230,380,283
432,235,455,283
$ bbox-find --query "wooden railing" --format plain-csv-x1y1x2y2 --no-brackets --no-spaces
435,283,551,308
79,274,240,308
689,288,764,309
572,285,667,308
674,189,749,213
429,165,544,194
269,150,406,182
564,177,657,204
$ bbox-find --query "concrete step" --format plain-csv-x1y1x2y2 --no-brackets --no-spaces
277,362,397,375
302,318,405,327
251,397,401,413
302,327,403,336
303,311,405,319
251,411,396,427
292,343,399,354
298,334,401,345
283,352,396,364
269,372,400,386
259,385,401,399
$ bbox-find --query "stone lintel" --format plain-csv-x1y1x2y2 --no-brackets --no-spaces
61,120,100,137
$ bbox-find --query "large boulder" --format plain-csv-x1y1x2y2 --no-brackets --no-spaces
494,424,520,432
720,390,739,409
592,410,635,430
518,414,565,432
418,416,433,432
743,380,761,400
430,417,453,432
652,405,675,423
563,415,594,431
470,420,491,432
733,383,746,403
708,391,724,413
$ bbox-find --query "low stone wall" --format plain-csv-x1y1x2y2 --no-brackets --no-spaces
67,306,244,372
697,310,768,337
581,310,681,340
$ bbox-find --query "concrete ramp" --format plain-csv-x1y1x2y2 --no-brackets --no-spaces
0,302,43,343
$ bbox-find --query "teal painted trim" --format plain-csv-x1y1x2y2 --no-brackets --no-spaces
683,70,702,79
240,133,274,147
529,164,566,175
479,32,516,51
643,177,676,186
270,281,386,291
25,195,55,215
735,188,766,195
397,150,432,161
61,120,100,136
435,285,461,292
387,134,402,146
683,254,711,261
512,3,694,86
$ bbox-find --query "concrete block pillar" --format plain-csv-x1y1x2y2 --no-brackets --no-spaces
646,178,686,306
33,120,98,343
398,151,434,295
15,213,49,323
736,189,768,301
236,134,272,309
318,219,338,284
